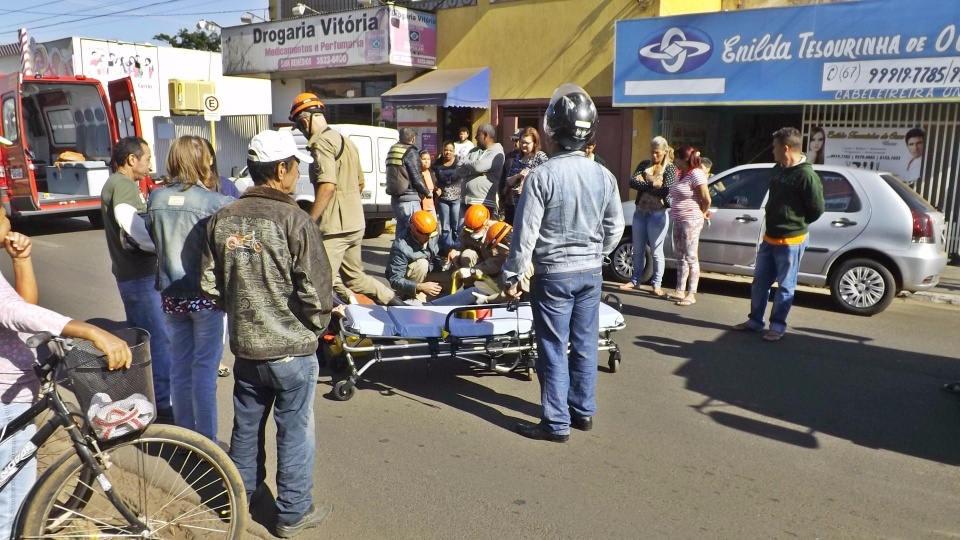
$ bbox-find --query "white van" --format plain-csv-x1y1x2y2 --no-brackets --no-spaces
232,124,398,238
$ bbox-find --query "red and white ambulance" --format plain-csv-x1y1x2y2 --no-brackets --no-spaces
0,72,148,226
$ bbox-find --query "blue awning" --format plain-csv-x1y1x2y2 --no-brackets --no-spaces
381,67,490,109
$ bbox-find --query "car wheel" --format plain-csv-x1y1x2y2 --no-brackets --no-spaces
604,237,653,284
364,219,387,239
829,258,896,316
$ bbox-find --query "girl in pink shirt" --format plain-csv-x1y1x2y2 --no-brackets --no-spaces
0,204,131,538
668,146,712,306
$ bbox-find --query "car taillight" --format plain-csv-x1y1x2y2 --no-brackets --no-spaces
911,210,934,243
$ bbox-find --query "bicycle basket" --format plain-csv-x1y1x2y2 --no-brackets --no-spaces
58,328,155,441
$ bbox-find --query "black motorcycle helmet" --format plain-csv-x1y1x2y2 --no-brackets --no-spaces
543,83,598,152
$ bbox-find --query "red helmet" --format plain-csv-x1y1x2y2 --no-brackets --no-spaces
463,205,490,233
484,221,512,249
410,210,438,238
289,92,324,122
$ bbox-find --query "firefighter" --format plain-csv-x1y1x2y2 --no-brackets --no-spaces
289,92,403,306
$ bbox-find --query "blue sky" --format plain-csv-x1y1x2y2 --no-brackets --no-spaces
1,0,270,46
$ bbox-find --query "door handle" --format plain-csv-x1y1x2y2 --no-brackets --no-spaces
379,182,386,186
831,218,857,227
735,215,758,222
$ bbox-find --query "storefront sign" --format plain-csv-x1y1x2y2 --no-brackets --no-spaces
79,40,161,111
388,6,437,68
614,0,960,106
810,126,925,185
221,7,437,76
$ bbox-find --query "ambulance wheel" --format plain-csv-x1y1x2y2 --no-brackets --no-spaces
608,351,621,373
333,380,356,401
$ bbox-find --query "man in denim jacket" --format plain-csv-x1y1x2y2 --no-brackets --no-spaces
502,85,624,443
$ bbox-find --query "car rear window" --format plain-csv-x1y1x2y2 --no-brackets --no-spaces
880,174,937,211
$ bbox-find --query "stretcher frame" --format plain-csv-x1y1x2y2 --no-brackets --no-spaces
329,295,626,401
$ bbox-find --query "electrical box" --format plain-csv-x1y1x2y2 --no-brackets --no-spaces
169,80,216,115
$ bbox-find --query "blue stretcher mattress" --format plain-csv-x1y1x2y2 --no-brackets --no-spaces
343,303,624,339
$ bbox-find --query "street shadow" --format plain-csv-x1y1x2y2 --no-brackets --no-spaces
10,216,94,237
637,324,960,464
324,357,541,432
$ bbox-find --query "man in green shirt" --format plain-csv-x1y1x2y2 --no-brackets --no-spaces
100,136,172,418
733,127,825,342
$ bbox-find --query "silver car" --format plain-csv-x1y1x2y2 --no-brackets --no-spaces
606,164,948,315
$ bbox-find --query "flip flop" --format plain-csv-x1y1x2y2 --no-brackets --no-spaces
941,382,960,395
218,365,231,377
675,300,695,306
618,283,637,291
762,330,784,342
652,289,665,297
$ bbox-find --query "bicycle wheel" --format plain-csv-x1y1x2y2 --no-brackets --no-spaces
17,424,246,539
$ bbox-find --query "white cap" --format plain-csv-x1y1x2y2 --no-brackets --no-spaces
248,130,313,164
0,135,12,146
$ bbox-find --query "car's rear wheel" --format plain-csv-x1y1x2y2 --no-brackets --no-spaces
364,219,387,239
604,237,653,284
829,258,896,316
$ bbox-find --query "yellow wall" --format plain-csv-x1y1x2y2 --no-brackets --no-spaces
659,0,721,16
438,0,651,116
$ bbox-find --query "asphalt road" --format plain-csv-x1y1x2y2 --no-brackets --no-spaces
4,217,960,539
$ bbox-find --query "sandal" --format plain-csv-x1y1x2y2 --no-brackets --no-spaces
667,291,685,301
652,288,665,297
762,330,784,342
941,382,960,395
618,283,637,291
675,300,695,306
218,365,231,377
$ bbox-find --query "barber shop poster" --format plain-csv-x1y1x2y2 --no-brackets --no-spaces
807,126,925,185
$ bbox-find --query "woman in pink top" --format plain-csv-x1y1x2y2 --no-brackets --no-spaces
0,204,130,538
668,145,712,306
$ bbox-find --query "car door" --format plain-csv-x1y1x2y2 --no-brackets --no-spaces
801,169,869,275
698,167,770,270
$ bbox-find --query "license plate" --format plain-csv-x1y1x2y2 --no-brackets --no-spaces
361,191,372,200
10,167,23,180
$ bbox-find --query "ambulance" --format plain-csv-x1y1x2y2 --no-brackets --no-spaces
0,72,149,226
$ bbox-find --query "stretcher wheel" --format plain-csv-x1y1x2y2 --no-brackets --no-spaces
522,366,534,381
608,351,621,373
333,380,356,401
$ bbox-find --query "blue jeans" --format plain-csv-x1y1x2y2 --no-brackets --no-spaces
530,269,603,435
230,354,318,527
437,198,460,253
117,276,172,409
164,308,224,441
746,236,809,334
631,209,669,287
0,402,35,540
392,199,421,241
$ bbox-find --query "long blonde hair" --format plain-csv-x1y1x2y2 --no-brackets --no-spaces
165,136,219,191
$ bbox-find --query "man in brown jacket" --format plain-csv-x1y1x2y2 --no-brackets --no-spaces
201,129,333,537
289,92,400,306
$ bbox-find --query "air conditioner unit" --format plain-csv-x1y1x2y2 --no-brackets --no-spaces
169,79,216,115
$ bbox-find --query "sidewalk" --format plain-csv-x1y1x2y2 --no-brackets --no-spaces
904,260,960,305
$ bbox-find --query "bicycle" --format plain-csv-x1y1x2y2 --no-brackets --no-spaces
1,327,246,539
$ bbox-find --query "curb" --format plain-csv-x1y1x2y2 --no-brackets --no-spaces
900,291,960,306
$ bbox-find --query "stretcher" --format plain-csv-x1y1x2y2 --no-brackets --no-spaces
327,295,626,401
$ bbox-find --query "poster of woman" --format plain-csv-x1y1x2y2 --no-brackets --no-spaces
805,126,825,165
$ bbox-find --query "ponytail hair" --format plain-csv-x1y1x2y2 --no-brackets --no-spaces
675,145,702,172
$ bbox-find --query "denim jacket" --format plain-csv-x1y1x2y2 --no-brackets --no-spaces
503,151,624,280
148,182,234,298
